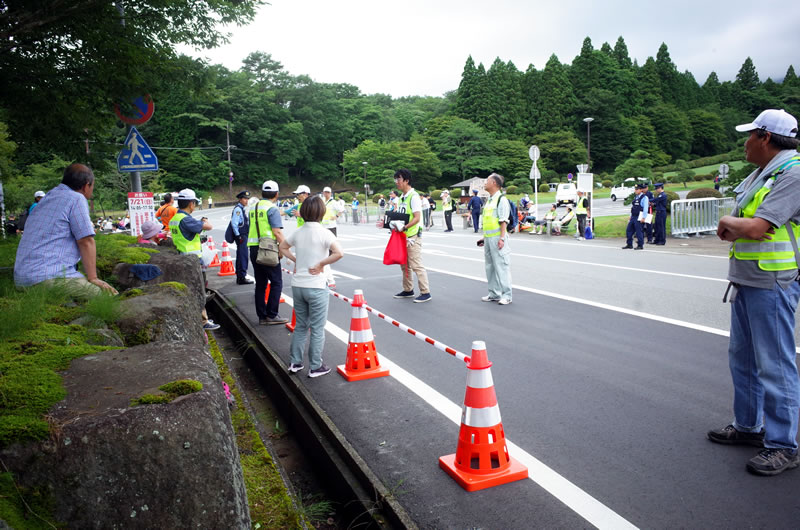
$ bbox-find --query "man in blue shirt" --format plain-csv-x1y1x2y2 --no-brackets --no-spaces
468,190,482,233
14,164,117,297
622,184,648,250
29,190,45,214
230,190,253,284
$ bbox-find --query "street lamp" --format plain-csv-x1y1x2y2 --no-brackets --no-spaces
362,161,368,222
583,117,593,170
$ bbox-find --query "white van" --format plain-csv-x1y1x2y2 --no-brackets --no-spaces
555,183,577,206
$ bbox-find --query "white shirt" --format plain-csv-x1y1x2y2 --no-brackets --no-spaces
399,189,422,214
287,222,337,289
421,197,430,210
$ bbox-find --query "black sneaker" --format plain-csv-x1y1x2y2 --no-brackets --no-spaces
413,293,432,303
707,424,765,447
393,290,415,299
261,316,289,325
746,448,800,476
308,364,331,378
621,245,633,249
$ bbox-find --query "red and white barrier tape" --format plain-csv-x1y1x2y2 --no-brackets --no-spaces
281,267,469,363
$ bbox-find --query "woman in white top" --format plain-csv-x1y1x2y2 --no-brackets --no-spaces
279,196,344,378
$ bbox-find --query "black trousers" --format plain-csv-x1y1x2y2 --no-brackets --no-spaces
444,210,453,231
235,238,249,280
626,218,644,248
577,214,587,237
654,211,667,244
249,246,283,319
471,211,480,232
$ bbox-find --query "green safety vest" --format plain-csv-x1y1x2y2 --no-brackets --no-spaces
247,199,276,246
169,212,202,256
576,196,587,215
482,193,503,238
322,198,337,227
444,197,455,212
399,189,421,237
730,156,800,271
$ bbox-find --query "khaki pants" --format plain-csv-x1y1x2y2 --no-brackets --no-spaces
401,234,429,294
40,277,102,301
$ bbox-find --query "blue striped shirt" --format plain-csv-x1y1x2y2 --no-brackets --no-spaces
14,183,96,286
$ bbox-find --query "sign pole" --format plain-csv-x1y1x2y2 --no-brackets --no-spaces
529,145,540,221
128,125,142,192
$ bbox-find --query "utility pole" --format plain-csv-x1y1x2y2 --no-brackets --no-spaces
227,122,233,198
116,1,141,192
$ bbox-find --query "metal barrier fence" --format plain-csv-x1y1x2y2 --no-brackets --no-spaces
670,197,735,238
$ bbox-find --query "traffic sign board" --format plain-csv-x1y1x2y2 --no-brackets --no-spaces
567,173,573,180
528,145,540,161
114,95,154,126
719,163,729,178
118,127,158,172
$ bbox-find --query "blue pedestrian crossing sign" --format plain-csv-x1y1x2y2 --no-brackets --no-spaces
117,126,158,172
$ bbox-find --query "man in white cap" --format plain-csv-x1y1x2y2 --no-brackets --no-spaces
709,109,800,476
320,186,341,288
29,190,45,215
170,188,219,330
288,185,310,227
248,180,288,325
441,189,455,232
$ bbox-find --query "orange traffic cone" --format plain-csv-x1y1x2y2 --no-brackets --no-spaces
337,290,390,381
217,241,236,276
285,308,296,332
264,283,286,304
206,235,221,268
439,341,528,492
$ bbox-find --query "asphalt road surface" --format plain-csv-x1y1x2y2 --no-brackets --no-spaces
199,205,800,529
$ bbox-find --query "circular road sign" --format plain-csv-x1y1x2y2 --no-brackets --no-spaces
114,95,155,126
528,145,540,161
567,173,573,180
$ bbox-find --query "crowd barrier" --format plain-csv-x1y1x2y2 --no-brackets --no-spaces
276,267,528,491
670,197,735,238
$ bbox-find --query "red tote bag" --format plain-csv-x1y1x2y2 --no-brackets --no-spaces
383,230,408,265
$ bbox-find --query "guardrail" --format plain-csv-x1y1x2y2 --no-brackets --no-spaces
670,197,735,238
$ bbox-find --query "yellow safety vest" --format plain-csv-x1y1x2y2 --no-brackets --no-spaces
169,212,201,256
731,156,800,271
322,198,337,227
576,196,587,215
399,189,421,237
482,193,502,238
247,199,276,246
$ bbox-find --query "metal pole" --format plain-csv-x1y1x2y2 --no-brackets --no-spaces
227,123,232,198
362,161,368,223
116,1,141,193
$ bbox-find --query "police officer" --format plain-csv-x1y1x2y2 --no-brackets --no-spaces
643,182,655,243
468,189,482,233
231,190,253,284
623,184,648,250
652,183,668,245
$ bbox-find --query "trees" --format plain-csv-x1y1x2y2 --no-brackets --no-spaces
424,117,500,180
532,130,585,175
342,139,441,192
613,150,653,183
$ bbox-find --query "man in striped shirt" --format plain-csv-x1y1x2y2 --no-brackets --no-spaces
14,163,117,296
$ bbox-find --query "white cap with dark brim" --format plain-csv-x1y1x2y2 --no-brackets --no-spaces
735,109,798,137
293,185,311,194
262,180,279,192
176,188,199,201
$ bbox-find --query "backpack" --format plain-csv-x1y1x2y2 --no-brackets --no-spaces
505,196,518,233
430,199,436,210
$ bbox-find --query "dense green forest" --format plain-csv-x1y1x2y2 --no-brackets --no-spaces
1,1,799,211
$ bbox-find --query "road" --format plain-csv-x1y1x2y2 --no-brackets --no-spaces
198,205,800,529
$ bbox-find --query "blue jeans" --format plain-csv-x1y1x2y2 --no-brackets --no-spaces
728,282,800,450
290,286,330,370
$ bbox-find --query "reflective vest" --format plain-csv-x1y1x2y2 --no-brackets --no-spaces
576,196,587,215
322,198,337,227
444,197,455,212
169,212,201,256
399,189,421,237
731,156,800,271
247,199,276,246
482,193,503,238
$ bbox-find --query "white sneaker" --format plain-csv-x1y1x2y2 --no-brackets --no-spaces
498,298,512,305
481,295,500,302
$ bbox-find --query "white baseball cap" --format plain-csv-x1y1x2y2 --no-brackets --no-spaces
262,180,279,192
176,188,199,202
735,109,798,137
34,190,45,198
323,186,332,193
293,185,310,194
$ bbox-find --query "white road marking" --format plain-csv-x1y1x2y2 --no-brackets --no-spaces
331,270,362,280
280,294,638,529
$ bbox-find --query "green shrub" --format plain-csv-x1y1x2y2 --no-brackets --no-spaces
517,182,533,194
338,192,352,202
665,191,680,212
372,194,383,203
431,189,442,200
506,185,518,194
539,183,550,193
602,180,613,188
686,188,723,199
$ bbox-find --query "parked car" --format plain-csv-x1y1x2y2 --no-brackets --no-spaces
610,178,648,201
555,183,577,205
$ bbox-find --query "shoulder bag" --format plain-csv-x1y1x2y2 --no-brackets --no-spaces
255,202,280,266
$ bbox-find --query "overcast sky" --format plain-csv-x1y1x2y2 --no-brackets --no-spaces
183,0,800,98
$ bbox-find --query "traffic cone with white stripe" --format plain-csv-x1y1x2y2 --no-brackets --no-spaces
439,341,528,491
206,235,221,267
264,283,286,304
285,308,296,332
217,241,236,276
337,289,389,381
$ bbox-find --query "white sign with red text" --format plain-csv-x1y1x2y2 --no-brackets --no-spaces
127,192,155,237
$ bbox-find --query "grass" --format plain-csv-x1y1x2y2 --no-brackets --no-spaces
662,160,746,178
591,214,672,238
206,335,303,529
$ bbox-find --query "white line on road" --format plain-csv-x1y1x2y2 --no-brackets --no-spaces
331,270,363,280
280,294,638,530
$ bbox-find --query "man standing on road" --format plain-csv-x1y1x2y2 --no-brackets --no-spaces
652,183,668,245
391,169,431,303
231,190,253,285
156,192,177,232
643,183,655,244
287,185,310,227
709,108,800,476
14,163,117,297
442,189,455,232
575,190,589,240
248,180,288,325
478,173,512,305
468,189,482,233
622,184,648,250
321,186,341,289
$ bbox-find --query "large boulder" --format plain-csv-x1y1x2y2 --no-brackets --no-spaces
113,248,205,309
0,342,250,529
116,283,206,346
